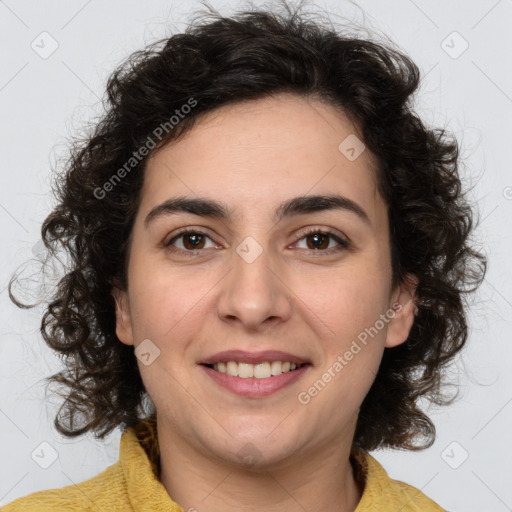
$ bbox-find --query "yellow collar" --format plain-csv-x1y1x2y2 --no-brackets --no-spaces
119,417,444,511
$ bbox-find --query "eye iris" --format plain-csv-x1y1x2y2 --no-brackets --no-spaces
307,233,329,250
183,233,205,250
175,231,336,252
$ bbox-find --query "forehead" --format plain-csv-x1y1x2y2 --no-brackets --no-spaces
142,93,384,224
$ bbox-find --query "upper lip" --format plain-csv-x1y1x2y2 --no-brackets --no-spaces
199,350,310,366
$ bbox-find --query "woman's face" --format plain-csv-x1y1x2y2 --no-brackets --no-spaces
114,93,416,468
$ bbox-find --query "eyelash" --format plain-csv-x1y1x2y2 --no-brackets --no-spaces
164,227,350,257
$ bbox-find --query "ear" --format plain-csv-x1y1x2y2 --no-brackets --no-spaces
385,273,418,349
112,287,134,346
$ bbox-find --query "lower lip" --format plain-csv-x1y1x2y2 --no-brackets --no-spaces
200,364,311,397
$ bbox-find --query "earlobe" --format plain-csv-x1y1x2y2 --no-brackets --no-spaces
385,274,418,349
112,287,134,346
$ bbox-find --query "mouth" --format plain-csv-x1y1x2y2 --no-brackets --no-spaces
199,350,312,397
203,360,307,379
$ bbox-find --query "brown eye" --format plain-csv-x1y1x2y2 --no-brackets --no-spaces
181,233,206,250
305,232,330,250
165,229,216,254
295,229,350,253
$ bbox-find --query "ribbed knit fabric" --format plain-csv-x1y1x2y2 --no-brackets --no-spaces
2,417,445,511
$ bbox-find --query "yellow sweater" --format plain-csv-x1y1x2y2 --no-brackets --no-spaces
2,418,445,511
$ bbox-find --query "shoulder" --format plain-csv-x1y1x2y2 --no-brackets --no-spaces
1,462,130,512
353,450,447,511
1,461,132,512
2,420,175,512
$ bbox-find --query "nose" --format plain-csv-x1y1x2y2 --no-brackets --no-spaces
216,239,293,331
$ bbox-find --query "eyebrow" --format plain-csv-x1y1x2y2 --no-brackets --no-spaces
144,194,371,227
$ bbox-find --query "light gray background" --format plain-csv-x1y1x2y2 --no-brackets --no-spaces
0,0,511,510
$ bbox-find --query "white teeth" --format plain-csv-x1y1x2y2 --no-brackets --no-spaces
270,361,282,375
212,361,302,378
254,362,271,378
226,361,238,377
238,363,254,378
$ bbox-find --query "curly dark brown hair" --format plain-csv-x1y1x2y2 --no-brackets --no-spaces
9,2,486,451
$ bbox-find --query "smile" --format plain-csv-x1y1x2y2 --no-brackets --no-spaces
207,361,303,379
200,363,311,397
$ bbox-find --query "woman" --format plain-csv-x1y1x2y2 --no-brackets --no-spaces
5,3,486,511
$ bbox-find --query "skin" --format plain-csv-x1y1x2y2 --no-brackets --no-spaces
114,92,417,512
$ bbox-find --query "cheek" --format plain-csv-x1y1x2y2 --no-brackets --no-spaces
126,250,214,342
296,262,391,344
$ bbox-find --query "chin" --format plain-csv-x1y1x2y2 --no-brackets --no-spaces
210,426,303,468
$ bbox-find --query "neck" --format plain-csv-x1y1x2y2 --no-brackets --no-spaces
156,422,363,512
